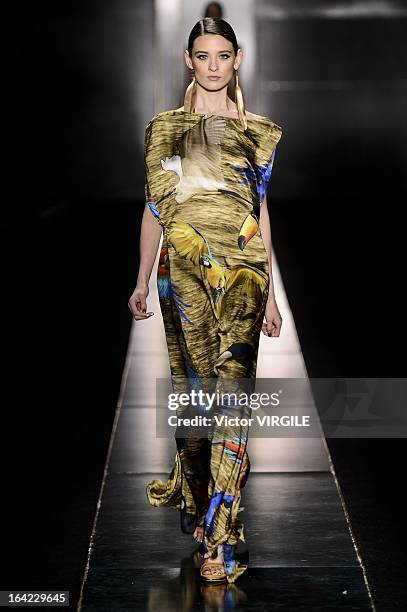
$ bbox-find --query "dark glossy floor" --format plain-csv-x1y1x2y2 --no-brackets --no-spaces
81,567,371,611
78,471,373,610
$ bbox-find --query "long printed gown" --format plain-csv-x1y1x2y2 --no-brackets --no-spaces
144,108,282,583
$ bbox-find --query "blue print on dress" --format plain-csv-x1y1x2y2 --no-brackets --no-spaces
223,543,236,576
146,200,160,218
205,490,235,535
171,283,193,324
257,149,276,203
229,148,276,204
157,275,171,299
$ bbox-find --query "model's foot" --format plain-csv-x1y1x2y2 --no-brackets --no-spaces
201,559,225,578
201,547,225,577
193,525,204,542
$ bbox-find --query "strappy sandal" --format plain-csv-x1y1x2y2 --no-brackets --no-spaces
200,547,227,583
200,560,227,583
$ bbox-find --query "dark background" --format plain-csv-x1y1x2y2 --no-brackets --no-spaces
3,1,406,609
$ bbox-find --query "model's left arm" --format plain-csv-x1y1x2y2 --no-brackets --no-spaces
259,193,283,337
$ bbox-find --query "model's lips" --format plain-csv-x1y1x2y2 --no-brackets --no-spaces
207,76,221,80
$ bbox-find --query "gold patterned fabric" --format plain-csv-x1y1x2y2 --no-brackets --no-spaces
144,109,282,583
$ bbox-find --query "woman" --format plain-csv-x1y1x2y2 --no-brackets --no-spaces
128,17,283,584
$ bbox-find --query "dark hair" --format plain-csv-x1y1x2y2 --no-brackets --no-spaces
187,17,238,57
204,3,223,18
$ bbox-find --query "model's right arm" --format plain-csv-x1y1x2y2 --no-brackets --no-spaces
128,206,162,321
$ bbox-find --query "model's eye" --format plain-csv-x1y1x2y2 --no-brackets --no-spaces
196,54,231,61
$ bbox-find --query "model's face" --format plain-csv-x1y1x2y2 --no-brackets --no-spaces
185,34,242,89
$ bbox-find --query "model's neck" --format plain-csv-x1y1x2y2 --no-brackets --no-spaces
193,82,237,115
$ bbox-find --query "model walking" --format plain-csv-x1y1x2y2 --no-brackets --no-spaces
128,17,283,584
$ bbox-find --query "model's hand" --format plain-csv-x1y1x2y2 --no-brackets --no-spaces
128,282,154,321
262,297,282,337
